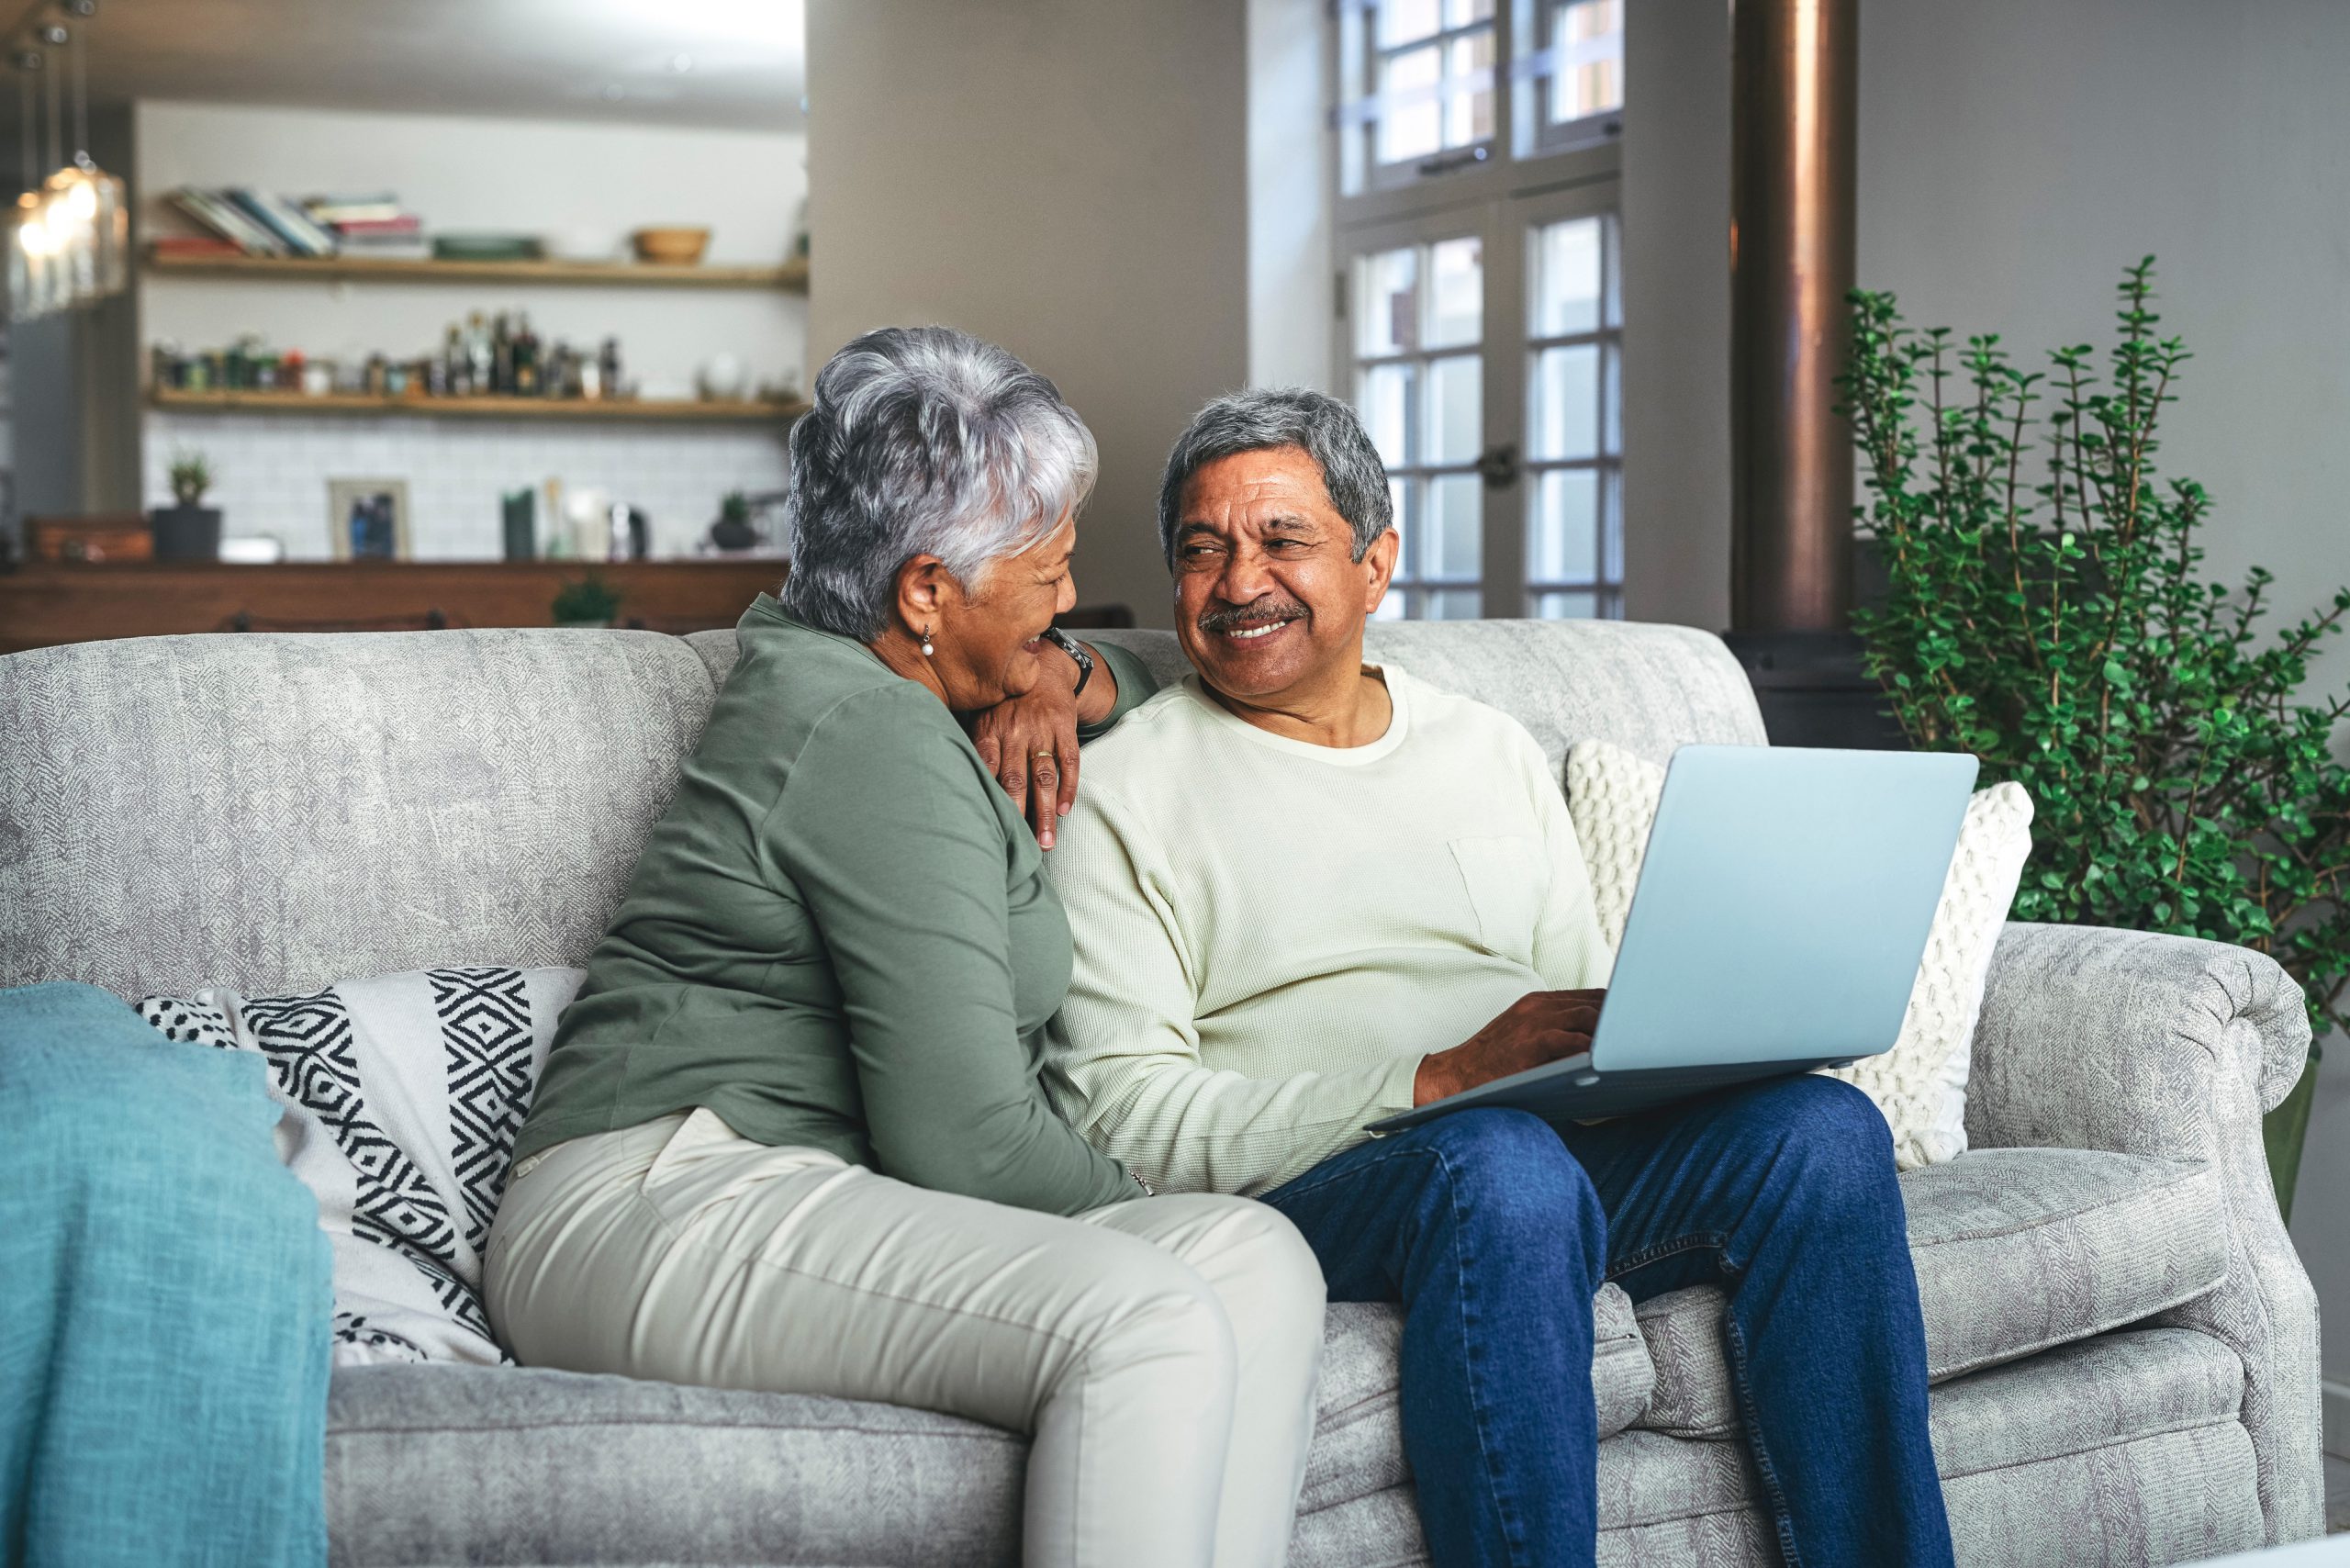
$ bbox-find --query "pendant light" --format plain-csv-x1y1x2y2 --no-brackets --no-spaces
8,0,125,322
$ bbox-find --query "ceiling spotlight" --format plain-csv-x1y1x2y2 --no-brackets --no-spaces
669,52,693,73
601,83,626,101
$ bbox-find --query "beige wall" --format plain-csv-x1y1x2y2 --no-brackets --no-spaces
806,0,1251,629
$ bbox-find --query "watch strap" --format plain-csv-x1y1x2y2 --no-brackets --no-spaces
1042,626,1094,697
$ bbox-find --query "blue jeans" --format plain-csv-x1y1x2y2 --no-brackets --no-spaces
1261,1075,1953,1568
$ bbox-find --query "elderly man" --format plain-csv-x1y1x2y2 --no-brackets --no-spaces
1043,388,1953,1567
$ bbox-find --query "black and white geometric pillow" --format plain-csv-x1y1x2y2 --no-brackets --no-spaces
139,965,585,1367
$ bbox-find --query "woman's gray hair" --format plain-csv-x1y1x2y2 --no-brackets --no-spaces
779,326,1097,640
1156,386,1393,566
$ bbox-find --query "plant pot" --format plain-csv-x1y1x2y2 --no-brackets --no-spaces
151,504,222,562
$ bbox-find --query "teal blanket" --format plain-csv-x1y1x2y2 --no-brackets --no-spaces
1,982,330,1568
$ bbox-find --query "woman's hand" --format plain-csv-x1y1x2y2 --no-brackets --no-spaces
1413,990,1606,1106
970,653,1084,849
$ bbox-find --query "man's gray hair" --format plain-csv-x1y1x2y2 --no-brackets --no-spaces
779,326,1097,640
1156,387,1393,566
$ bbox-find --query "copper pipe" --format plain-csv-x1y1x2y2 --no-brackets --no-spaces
1729,0,1857,633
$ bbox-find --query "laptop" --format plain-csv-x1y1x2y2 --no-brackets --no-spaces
1366,744,1979,1133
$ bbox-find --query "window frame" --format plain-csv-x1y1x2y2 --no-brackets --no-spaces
1518,183,1625,619
1331,0,1626,623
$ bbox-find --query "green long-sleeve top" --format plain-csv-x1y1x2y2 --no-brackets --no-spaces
512,593,1157,1215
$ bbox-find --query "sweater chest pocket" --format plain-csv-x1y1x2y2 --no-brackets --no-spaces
1449,836,1548,966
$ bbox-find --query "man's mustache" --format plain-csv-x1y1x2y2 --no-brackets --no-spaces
1196,597,1310,634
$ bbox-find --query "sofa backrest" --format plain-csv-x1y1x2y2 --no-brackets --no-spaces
0,620,1762,1000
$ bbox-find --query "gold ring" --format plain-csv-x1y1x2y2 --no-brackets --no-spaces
1035,751,1057,761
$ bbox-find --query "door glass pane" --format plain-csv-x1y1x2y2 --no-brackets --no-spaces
1550,0,1624,122
1380,0,1443,48
1534,588,1601,620
1428,474,1483,579
1424,353,1482,465
1358,247,1420,357
1427,237,1483,348
1378,47,1444,163
1446,0,1495,25
1533,218,1604,338
1444,32,1495,147
1530,468,1598,582
1429,589,1484,620
1531,343,1599,461
1353,230,1489,622
1360,363,1416,467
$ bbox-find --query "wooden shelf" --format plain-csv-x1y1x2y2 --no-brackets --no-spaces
144,250,809,292
148,387,809,424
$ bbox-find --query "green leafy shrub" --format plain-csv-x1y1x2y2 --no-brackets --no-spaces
1841,258,2350,1218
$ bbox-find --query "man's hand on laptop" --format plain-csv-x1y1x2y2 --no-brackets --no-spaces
1413,990,1606,1106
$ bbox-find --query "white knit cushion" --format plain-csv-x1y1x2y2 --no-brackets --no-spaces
1564,740,2033,1169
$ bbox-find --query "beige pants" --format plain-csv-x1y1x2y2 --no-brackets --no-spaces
486,1109,1326,1568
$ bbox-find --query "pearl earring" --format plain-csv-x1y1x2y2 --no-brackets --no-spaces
920,628,934,656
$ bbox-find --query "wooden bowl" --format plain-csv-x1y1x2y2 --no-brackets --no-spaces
632,227,711,265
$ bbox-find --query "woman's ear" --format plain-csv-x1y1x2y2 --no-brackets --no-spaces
893,554,952,637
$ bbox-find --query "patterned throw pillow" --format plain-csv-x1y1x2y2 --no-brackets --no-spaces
1563,740,2033,1170
139,966,584,1366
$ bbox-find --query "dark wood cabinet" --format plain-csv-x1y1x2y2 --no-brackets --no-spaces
0,558,789,655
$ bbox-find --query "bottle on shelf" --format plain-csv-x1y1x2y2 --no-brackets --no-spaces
514,312,540,397
466,311,492,396
491,313,515,395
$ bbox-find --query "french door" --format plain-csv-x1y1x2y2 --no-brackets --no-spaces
1339,183,1623,620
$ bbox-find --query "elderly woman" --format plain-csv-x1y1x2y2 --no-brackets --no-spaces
487,327,1325,1568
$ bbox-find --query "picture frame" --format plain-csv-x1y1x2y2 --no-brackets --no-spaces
327,477,412,561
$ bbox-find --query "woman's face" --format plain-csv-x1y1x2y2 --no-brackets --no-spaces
932,512,1081,711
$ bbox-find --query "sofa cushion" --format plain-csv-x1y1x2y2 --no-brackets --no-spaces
138,966,585,1368
1632,1147,2226,1437
327,1363,1026,1567
1302,1285,1651,1517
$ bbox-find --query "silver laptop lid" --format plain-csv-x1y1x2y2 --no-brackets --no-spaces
1589,745,1979,1073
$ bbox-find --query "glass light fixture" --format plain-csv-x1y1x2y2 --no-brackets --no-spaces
8,5,126,322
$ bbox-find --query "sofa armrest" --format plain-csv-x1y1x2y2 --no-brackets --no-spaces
1965,922,2322,1544
1967,922,2311,1159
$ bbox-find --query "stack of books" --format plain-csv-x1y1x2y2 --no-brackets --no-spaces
163,186,429,260
307,194,429,261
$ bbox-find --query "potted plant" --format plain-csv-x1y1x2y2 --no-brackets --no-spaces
710,490,758,551
151,449,222,561
552,574,622,628
1841,258,2350,1220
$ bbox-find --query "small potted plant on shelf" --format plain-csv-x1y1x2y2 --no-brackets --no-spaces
710,490,758,551
552,574,622,628
151,449,222,561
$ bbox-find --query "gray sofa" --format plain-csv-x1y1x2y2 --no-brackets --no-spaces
0,616,2321,1566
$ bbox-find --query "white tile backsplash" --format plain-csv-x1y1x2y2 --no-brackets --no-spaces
145,411,791,560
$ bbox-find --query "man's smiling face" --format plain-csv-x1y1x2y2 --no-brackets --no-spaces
1170,445,1398,705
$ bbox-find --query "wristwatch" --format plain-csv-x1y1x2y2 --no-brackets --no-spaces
1041,626,1094,697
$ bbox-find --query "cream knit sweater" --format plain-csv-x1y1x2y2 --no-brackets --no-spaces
1044,666,1612,1197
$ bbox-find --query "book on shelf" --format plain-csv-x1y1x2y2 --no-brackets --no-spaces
303,193,404,225
168,186,286,255
225,188,341,256
332,215,423,237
